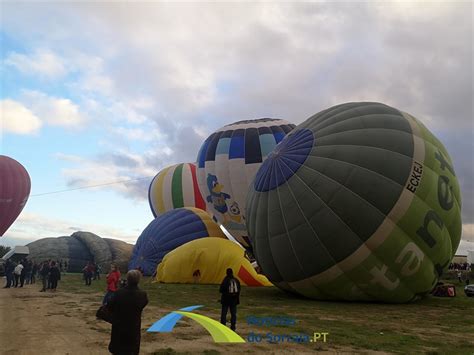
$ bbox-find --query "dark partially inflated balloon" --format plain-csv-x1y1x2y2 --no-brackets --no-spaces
0,156,31,237
129,207,226,275
246,102,462,302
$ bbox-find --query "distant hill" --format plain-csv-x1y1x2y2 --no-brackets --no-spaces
27,231,133,273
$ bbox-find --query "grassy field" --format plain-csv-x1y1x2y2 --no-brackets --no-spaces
59,272,474,354
61,274,474,354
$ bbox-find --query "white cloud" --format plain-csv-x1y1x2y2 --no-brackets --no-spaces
78,73,114,96
111,126,162,142
81,97,152,126
56,151,158,200
0,99,42,134
52,123,207,202
53,152,86,163
22,91,87,128
5,49,67,79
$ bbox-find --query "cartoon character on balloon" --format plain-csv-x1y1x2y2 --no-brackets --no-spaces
206,174,244,225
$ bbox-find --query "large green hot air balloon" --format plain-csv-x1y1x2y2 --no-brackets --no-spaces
246,102,462,303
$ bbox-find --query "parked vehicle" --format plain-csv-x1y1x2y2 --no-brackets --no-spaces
465,284,474,297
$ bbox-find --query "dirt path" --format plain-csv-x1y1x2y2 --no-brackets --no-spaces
0,285,109,354
0,285,261,354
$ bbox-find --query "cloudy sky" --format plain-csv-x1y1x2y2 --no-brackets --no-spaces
1,2,473,252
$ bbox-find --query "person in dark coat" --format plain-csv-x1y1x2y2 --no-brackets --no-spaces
3,260,14,288
49,261,61,291
219,268,241,331
31,262,38,284
39,261,50,292
47,259,53,289
108,269,148,355
83,262,94,286
25,260,33,285
20,259,28,287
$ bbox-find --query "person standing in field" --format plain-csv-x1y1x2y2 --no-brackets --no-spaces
20,259,30,287
31,262,38,284
107,269,148,355
83,262,93,286
47,259,53,289
49,261,61,292
3,259,14,288
13,262,24,288
103,264,121,305
24,260,31,285
39,261,50,292
219,268,241,331
96,264,102,280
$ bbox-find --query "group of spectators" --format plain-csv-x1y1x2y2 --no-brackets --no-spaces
38,260,62,292
3,258,67,291
447,262,472,285
449,262,472,271
3,259,37,288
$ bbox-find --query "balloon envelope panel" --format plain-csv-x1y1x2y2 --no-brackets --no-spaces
156,237,272,286
148,163,206,217
0,156,31,237
246,102,462,302
129,207,226,275
196,118,295,250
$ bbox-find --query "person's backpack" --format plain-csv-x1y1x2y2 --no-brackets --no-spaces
228,278,239,295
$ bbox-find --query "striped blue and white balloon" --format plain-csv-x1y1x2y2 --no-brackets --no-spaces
196,118,295,250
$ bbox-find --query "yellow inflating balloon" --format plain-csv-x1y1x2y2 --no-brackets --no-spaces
155,238,272,286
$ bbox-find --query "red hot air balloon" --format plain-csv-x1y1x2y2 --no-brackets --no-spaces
0,156,31,237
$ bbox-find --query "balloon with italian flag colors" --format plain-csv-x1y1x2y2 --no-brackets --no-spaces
246,102,462,303
148,163,206,217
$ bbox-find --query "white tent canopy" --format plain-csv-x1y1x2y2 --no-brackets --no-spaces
1,246,29,261
455,240,474,257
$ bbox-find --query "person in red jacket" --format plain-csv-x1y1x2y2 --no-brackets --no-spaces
103,264,121,305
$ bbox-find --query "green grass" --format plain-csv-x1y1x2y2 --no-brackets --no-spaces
60,273,474,354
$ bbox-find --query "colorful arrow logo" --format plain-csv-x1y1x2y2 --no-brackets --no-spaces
148,305,246,343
